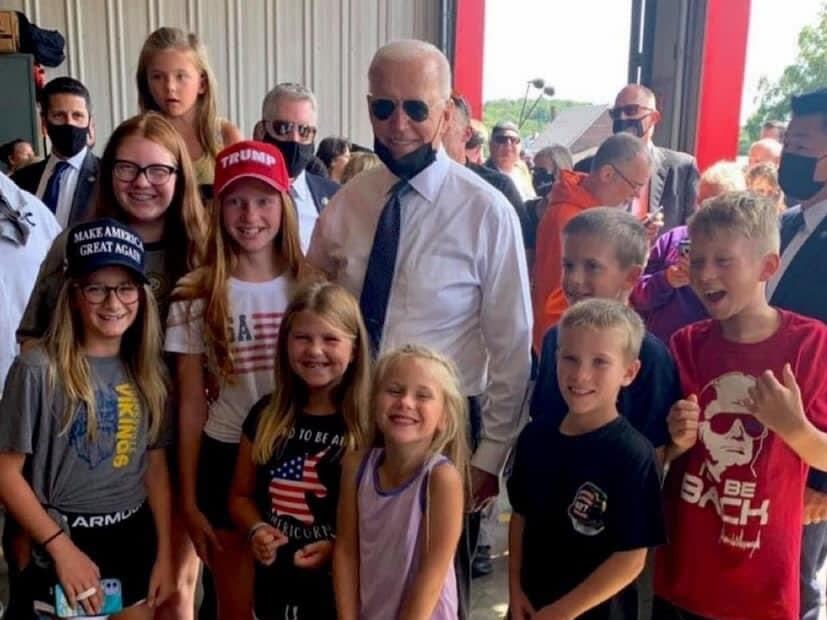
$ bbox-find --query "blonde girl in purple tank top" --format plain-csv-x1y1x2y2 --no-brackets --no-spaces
334,345,470,620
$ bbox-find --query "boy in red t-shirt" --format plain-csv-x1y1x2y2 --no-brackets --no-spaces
654,192,827,620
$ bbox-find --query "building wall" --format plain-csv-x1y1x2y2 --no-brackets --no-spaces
9,0,442,150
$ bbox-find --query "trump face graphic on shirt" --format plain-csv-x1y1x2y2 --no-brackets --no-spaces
698,372,768,483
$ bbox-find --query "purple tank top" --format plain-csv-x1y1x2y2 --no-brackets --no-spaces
357,448,458,620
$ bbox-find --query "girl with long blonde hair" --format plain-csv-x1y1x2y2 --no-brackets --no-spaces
334,344,470,620
137,26,242,186
0,219,172,619
166,140,308,618
228,281,370,619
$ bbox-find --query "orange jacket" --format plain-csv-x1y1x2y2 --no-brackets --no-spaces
532,170,601,350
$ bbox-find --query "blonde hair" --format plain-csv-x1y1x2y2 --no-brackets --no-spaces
559,298,645,360
137,27,221,161
370,345,471,506
563,207,649,269
341,152,382,184
698,160,747,201
43,277,167,442
688,190,780,254
171,182,306,381
252,282,371,463
94,113,209,280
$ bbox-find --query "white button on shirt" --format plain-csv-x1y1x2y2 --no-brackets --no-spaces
767,199,827,300
308,149,533,474
35,147,88,228
291,171,319,254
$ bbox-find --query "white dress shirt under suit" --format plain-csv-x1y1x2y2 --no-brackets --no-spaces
308,149,533,475
35,147,88,228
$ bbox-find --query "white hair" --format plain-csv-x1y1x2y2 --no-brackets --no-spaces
700,160,747,192
261,82,318,118
369,39,451,99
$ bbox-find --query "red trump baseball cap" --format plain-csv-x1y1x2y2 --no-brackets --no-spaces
213,140,291,197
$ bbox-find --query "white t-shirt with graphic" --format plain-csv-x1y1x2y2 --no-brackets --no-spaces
165,276,293,443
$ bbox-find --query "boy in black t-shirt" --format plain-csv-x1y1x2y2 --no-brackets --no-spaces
508,298,665,620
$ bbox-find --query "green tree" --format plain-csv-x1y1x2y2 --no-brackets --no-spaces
483,97,590,139
743,1,827,149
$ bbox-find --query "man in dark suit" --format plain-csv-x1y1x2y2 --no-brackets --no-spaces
767,88,827,620
12,77,99,228
575,84,699,235
253,82,338,253
443,94,528,243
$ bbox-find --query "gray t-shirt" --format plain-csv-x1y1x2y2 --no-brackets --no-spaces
0,347,167,514
16,230,172,341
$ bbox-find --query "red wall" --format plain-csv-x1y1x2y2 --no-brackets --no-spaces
452,0,486,119
695,0,751,172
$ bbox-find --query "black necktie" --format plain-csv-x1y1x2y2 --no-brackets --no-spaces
360,180,409,355
781,210,805,253
42,160,70,214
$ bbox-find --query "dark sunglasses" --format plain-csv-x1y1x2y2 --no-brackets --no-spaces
608,104,654,120
265,120,317,140
369,98,431,123
493,134,520,145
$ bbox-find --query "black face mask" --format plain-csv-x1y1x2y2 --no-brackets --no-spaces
264,137,315,178
779,152,827,202
373,138,436,180
532,168,555,196
612,118,645,138
47,122,88,158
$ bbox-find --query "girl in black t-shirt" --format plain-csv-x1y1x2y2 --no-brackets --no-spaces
229,281,371,619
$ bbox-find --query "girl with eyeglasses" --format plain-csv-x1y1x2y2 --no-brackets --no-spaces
137,27,242,187
165,141,312,618
0,219,172,619
16,111,209,620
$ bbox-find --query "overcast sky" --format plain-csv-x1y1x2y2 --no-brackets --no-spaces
483,0,823,124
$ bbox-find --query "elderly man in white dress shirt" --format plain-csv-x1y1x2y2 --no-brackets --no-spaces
307,39,532,616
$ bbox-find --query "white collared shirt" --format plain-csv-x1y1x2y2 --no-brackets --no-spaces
308,149,533,474
35,147,88,227
0,172,61,392
291,171,318,254
767,199,827,300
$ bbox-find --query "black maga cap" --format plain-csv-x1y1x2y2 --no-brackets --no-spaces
65,218,147,283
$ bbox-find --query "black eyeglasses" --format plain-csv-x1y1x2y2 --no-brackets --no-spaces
610,163,646,193
608,104,654,120
369,97,431,123
76,283,140,305
113,160,177,185
493,134,520,145
264,120,317,141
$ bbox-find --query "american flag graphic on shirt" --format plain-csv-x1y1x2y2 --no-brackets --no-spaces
269,448,329,524
230,312,283,375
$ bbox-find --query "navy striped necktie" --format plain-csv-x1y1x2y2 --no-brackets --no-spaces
42,160,70,214
360,179,410,355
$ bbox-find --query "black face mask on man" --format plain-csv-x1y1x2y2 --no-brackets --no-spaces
612,118,645,138
263,137,316,179
779,152,827,201
47,122,88,158
532,168,555,196
373,138,436,181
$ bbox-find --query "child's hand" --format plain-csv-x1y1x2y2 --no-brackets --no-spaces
251,525,287,566
50,535,103,615
747,364,807,439
293,540,333,569
804,488,827,525
667,395,700,457
509,586,535,620
665,257,690,288
146,555,174,608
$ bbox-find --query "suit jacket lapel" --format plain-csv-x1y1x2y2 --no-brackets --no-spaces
772,210,827,303
69,151,98,224
648,146,667,213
